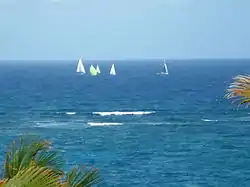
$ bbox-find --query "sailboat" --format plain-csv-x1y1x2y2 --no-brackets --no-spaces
163,60,169,75
89,65,98,76
76,58,85,74
157,60,169,75
96,65,101,74
109,64,116,75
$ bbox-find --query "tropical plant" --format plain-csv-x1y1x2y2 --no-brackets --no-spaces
0,135,100,187
225,74,250,106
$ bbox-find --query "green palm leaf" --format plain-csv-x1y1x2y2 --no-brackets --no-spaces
3,166,61,187
1,135,100,187
64,166,100,187
34,150,64,175
3,135,63,179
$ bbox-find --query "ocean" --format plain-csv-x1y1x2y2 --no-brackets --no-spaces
0,59,250,186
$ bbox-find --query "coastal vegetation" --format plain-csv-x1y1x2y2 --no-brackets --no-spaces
0,135,99,187
225,74,250,106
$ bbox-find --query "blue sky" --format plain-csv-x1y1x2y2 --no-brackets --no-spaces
0,0,249,60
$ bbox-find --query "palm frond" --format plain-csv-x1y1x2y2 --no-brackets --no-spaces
225,74,250,106
4,135,49,178
3,166,62,187
34,150,64,175
3,135,63,179
1,135,100,187
65,166,100,187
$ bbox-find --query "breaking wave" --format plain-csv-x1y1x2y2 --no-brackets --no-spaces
65,112,76,115
201,119,218,122
87,122,123,126
92,111,155,116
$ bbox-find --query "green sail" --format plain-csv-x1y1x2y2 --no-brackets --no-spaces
89,65,98,76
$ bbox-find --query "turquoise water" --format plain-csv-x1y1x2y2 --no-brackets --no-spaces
0,60,250,186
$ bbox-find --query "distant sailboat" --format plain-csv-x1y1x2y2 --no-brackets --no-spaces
76,58,85,74
96,65,101,74
157,60,169,75
89,65,98,76
109,64,116,75
163,60,169,75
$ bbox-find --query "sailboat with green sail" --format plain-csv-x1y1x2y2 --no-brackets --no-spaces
89,65,98,76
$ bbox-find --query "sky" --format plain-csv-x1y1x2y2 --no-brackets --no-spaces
0,0,249,60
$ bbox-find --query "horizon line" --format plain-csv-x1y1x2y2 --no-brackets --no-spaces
0,58,250,61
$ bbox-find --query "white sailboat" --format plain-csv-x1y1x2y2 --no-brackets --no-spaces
157,60,169,75
163,60,169,75
96,65,101,74
76,58,85,74
109,64,116,75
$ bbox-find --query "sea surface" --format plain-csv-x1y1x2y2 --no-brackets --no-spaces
0,59,250,186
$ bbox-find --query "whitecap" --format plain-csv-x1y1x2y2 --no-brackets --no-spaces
92,111,155,116
32,120,69,127
65,112,76,115
202,119,218,122
87,122,123,126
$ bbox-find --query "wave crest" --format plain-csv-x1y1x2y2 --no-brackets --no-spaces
65,112,76,115
202,119,218,122
88,122,123,126
92,111,155,116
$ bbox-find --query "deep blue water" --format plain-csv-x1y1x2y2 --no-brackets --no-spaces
0,60,250,186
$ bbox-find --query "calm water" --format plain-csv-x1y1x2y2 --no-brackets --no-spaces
0,60,250,186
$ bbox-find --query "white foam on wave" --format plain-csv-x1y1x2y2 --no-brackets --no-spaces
65,112,76,115
54,111,76,115
33,121,68,127
202,119,218,122
92,111,155,116
88,122,123,126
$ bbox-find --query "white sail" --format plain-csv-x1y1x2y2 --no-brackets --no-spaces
96,65,101,74
109,64,116,75
156,60,169,75
164,61,168,75
76,58,85,73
